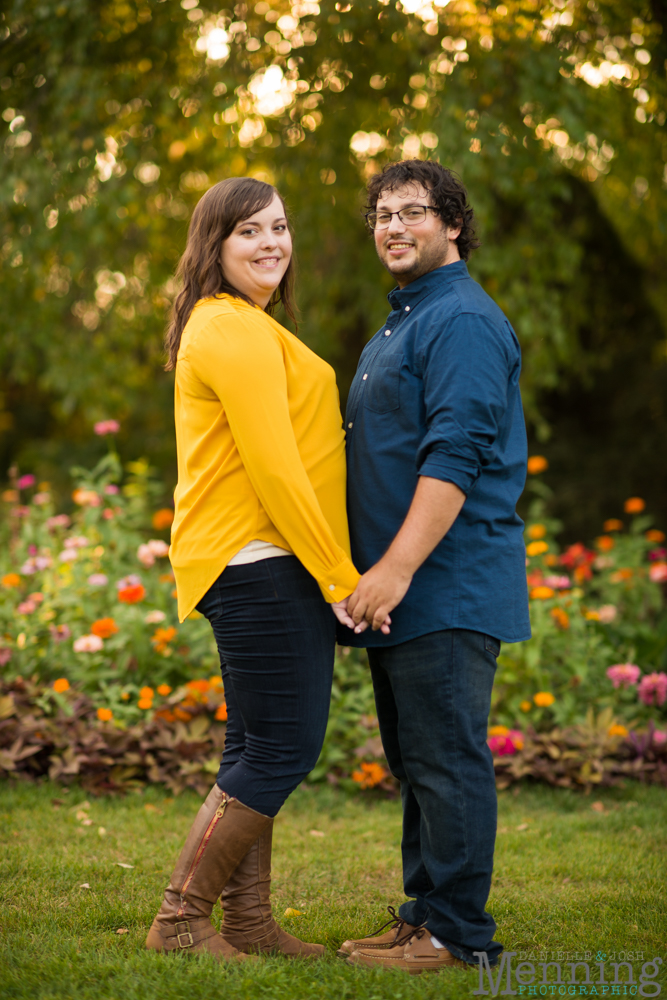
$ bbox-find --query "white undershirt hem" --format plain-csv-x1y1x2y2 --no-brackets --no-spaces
227,539,293,566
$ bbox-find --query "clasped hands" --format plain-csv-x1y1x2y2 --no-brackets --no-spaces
331,557,413,636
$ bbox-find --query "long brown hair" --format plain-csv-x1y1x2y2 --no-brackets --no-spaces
164,177,297,370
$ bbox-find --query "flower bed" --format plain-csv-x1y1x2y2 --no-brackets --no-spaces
0,447,666,794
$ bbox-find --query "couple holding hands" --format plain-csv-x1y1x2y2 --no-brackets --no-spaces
145,158,530,975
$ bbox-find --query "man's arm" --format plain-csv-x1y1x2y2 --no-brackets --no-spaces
346,476,466,632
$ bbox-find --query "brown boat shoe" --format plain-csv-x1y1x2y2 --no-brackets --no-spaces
336,906,417,958
347,926,471,975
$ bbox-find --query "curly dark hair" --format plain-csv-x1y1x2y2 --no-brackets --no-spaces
365,159,480,261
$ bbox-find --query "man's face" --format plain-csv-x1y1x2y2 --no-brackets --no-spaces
373,182,461,288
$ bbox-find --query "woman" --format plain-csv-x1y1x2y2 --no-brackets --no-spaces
145,177,367,963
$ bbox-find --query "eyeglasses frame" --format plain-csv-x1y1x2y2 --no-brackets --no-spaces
364,205,440,230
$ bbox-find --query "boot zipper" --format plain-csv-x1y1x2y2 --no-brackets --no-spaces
177,795,229,917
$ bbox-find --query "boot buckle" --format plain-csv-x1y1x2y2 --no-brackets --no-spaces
175,921,194,948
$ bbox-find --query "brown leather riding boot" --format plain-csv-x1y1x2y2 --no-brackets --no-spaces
146,784,271,961
220,821,325,958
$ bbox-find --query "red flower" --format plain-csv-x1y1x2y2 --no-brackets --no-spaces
118,584,146,604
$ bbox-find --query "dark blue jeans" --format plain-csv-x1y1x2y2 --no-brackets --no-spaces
195,556,335,818
368,628,502,965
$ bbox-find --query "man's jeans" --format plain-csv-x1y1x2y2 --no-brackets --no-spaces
368,628,502,965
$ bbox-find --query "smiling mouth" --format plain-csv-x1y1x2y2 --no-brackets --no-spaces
386,242,415,252
252,256,282,268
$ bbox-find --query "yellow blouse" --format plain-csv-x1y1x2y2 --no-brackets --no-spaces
170,294,360,622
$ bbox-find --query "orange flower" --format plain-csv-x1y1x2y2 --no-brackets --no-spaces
595,535,615,552
186,679,211,694
159,572,175,583
96,707,113,722
152,508,174,530
526,540,548,557
208,675,223,688
530,586,555,600
91,617,119,639
138,697,153,710
151,626,177,653
608,723,628,738
527,455,548,475
171,588,178,599
118,584,146,604
610,568,633,583
140,686,154,699
573,565,593,583
2,489,19,502
215,703,228,721
585,610,601,621
527,524,547,539
173,707,192,721
550,607,570,629
534,691,555,707
603,519,623,532
646,529,666,543
519,700,532,712
624,497,645,514
2,573,21,588
351,761,387,789
488,725,509,736
53,678,70,693
157,683,172,697
154,708,176,722
544,554,558,567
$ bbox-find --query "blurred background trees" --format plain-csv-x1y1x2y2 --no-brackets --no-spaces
1,0,666,537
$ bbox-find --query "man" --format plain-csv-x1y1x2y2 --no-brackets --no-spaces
337,159,530,974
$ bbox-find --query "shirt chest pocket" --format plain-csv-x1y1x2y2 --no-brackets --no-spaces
364,354,403,414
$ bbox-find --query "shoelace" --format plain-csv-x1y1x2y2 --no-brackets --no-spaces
364,905,408,941
393,923,428,949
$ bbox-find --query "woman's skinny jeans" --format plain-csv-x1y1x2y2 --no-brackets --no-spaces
195,556,335,817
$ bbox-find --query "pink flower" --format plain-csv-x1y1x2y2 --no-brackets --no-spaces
116,574,141,590
104,484,119,495
653,730,667,746
102,508,115,520
648,548,667,561
49,624,71,643
59,548,79,563
606,663,641,689
649,563,667,583
64,535,90,549
16,474,36,489
137,544,156,568
597,604,618,624
18,600,37,614
94,420,120,436
73,634,104,653
46,514,71,531
147,539,169,557
0,648,11,666
32,492,51,505
637,672,667,707
87,573,108,587
543,575,571,589
488,730,524,756
21,556,52,574
144,609,166,624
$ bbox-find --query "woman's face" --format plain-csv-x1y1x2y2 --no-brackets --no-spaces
220,193,292,308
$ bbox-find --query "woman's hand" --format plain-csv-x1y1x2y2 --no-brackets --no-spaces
331,598,391,635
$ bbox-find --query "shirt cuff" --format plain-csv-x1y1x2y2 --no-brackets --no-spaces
318,558,361,604
418,455,480,496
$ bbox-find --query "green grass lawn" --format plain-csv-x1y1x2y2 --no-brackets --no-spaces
1,780,666,1000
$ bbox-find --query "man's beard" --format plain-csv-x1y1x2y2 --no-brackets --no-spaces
378,229,451,283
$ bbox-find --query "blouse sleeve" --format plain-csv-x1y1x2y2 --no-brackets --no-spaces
187,309,360,603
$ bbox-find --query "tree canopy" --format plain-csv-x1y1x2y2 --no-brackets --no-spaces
1,0,666,533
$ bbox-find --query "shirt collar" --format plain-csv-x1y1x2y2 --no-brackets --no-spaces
387,259,469,311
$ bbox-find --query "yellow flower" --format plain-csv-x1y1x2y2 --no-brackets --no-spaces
585,610,600,621
527,455,548,475
608,724,628,738
53,678,70,693
157,684,172,697
530,586,555,600
526,541,549,557
519,700,532,712
527,524,547,540
97,707,113,722
488,725,509,736
534,691,555,707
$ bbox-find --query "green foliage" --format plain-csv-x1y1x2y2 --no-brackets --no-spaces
1,0,666,519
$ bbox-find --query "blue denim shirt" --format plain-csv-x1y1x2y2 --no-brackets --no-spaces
339,260,531,647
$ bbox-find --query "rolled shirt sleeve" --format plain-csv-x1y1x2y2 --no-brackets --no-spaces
416,313,515,495
187,312,360,603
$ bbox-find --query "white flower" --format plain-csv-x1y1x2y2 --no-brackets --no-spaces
144,610,166,624
73,634,104,652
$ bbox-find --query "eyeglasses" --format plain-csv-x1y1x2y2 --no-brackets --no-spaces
364,205,439,230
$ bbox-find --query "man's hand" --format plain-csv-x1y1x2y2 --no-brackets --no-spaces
347,558,408,632
332,596,391,634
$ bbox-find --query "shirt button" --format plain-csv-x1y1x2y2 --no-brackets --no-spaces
405,306,410,312
348,422,353,428
384,329,391,336
362,373,368,380
328,584,335,591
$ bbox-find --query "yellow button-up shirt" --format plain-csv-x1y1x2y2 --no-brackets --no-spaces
170,294,360,622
